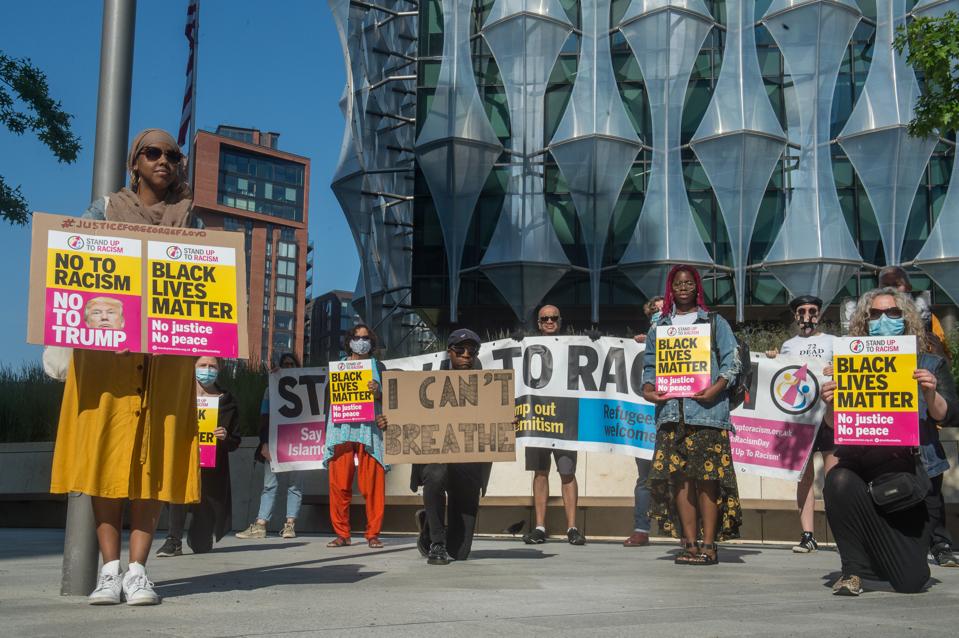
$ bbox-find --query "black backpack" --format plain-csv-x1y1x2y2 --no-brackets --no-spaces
709,313,751,410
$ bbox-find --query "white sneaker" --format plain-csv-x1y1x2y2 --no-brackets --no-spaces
122,563,160,606
88,561,122,605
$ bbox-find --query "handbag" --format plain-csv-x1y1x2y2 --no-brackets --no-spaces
867,451,931,514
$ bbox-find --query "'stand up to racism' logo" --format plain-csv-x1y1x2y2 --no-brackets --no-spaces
337,362,346,371
769,364,820,415
850,339,865,354
67,235,85,250
166,245,183,260
666,327,677,337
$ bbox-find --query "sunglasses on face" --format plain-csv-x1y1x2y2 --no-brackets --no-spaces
538,315,561,323
796,308,819,318
869,307,903,320
449,344,479,357
671,281,696,291
139,146,183,164
352,335,371,341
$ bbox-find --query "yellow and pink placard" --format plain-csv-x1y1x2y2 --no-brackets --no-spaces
328,359,375,423
833,336,918,446
655,324,711,398
197,395,219,468
28,212,248,358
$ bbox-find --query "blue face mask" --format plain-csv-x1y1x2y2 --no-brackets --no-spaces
195,368,218,385
650,311,662,324
868,314,905,336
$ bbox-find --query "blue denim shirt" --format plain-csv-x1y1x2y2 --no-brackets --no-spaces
917,353,956,478
642,308,741,431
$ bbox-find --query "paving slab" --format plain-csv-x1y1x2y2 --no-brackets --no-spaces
1,529,957,637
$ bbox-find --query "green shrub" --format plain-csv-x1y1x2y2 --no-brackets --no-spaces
0,363,64,443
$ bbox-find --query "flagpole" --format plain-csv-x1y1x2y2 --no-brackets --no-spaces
188,0,199,183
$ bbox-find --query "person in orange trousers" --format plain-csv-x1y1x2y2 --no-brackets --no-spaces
322,324,388,548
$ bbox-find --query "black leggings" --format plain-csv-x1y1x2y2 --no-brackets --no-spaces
824,466,932,593
421,463,483,560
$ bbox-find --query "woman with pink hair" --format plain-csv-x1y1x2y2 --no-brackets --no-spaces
641,265,743,565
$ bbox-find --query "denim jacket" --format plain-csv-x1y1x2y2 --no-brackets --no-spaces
641,308,741,431
916,353,958,478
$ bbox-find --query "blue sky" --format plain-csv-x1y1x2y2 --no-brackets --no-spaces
0,1,356,365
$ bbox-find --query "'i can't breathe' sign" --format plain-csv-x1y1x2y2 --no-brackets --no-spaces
833,336,919,446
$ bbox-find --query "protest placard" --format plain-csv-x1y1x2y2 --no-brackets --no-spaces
27,212,248,358
147,241,240,357
328,359,375,423
655,324,711,397
730,354,827,481
197,395,219,468
833,336,919,446
268,366,328,472
385,338,657,459
382,369,516,464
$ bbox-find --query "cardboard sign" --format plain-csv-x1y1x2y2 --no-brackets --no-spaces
655,323,711,397
382,369,516,464
833,336,919,446
328,359,375,423
730,354,828,481
197,395,219,468
28,212,248,358
268,366,328,472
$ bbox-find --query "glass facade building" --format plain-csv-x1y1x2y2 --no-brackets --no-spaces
333,0,958,341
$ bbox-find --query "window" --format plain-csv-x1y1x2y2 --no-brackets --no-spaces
276,295,294,312
277,277,295,295
278,259,296,277
278,241,297,259
217,146,305,221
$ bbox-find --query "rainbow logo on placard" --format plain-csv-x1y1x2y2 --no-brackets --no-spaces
67,235,84,250
770,364,820,415
850,339,865,353
166,245,182,259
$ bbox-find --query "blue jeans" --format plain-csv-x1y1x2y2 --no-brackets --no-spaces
634,458,651,532
256,463,304,521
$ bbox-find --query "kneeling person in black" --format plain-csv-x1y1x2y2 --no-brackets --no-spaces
378,329,492,565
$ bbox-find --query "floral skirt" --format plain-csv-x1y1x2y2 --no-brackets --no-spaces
648,420,742,541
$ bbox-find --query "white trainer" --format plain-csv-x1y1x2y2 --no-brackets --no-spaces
88,561,122,605
122,563,160,606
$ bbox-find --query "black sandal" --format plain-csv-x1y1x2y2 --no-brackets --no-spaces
694,542,719,566
674,540,700,565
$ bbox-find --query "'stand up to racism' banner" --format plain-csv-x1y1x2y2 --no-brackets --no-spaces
197,395,219,468
328,359,375,423
382,369,516,464
28,212,248,358
147,241,239,357
268,367,328,472
655,324,711,397
833,336,919,446
385,337,658,459
729,354,827,481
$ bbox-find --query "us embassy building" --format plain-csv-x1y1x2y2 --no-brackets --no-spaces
331,0,959,352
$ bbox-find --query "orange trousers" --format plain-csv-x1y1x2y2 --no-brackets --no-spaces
327,442,385,539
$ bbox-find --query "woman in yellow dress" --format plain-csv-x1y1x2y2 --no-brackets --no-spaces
50,129,200,606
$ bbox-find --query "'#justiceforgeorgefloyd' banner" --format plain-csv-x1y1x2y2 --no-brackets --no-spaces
385,336,658,459
729,354,828,481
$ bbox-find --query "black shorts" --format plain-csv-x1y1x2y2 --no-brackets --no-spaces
813,424,836,453
525,447,577,475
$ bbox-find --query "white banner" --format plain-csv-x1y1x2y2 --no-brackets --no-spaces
268,366,328,472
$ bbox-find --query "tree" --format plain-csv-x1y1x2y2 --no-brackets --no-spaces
894,11,959,138
0,52,81,225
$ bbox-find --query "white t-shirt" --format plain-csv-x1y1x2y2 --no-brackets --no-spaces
780,333,834,361
670,312,699,326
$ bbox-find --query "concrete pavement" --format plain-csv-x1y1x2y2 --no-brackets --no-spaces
1,529,958,637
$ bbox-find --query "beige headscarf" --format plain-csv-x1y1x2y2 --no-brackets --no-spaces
105,128,195,227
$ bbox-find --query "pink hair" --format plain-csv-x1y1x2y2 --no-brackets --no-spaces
661,264,710,315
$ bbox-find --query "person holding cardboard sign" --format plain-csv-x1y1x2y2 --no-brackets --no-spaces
641,265,743,566
820,288,959,596
377,329,494,566
323,324,388,549
50,129,201,606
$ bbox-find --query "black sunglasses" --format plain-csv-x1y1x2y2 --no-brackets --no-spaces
449,344,479,356
139,146,183,164
538,315,561,323
868,307,903,320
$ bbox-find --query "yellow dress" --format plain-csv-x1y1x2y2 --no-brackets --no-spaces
50,350,200,504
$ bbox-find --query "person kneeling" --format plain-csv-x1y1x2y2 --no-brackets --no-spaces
377,329,492,565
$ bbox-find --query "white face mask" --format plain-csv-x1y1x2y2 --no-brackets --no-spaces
350,338,372,355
